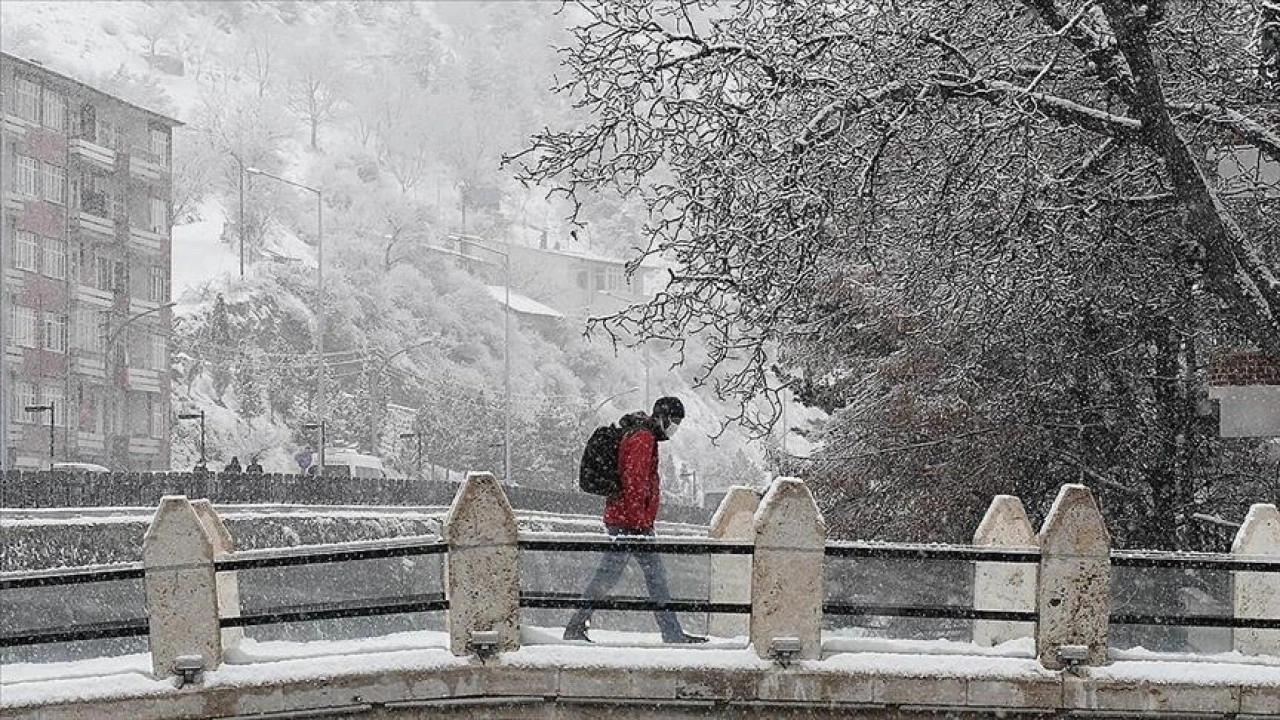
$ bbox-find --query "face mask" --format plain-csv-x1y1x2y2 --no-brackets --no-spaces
662,418,681,439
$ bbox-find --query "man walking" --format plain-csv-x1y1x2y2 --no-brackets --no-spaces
564,396,706,644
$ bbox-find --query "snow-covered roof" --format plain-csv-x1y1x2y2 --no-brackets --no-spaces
484,286,564,319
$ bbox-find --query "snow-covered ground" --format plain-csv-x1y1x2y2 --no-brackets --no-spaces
3,628,1277,709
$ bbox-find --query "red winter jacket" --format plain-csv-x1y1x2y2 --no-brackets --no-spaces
603,424,661,531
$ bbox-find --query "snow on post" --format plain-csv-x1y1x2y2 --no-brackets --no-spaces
972,495,1037,647
751,477,826,660
1232,503,1280,656
142,495,222,678
442,472,520,656
1036,484,1111,669
191,499,243,648
708,486,760,638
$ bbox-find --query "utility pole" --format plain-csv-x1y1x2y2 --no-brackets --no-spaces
0,89,9,470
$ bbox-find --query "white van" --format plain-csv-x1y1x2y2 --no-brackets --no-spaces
322,449,388,479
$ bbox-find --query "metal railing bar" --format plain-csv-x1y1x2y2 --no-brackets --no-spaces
520,592,751,614
518,537,754,555
824,543,1040,563
1,618,149,647
822,603,1038,622
0,562,145,590
217,537,447,572
1110,613,1280,629
1109,552,1280,572
222,593,448,628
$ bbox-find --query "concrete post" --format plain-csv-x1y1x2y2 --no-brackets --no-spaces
191,499,242,648
1232,503,1280,656
972,495,1037,647
1036,484,1111,669
708,486,760,638
142,495,222,678
751,477,826,661
442,472,520,656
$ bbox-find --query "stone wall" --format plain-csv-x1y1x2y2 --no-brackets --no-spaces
0,470,709,524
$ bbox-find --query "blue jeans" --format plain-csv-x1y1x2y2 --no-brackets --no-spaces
567,526,684,641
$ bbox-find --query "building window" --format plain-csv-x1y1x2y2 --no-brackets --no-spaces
95,116,118,149
150,395,165,438
94,254,115,291
576,270,588,290
593,268,606,291
149,197,168,234
13,230,39,271
74,308,107,353
43,238,67,279
148,265,167,302
14,77,40,122
149,127,170,164
43,90,66,131
15,155,40,197
77,172,113,217
13,383,38,423
42,312,69,353
79,384,104,434
43,385,67,427
9,305,37,347
149,333,167,371
606,266,623,291
42,163,66,204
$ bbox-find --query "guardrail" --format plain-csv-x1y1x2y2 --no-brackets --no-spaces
1,476,1276,682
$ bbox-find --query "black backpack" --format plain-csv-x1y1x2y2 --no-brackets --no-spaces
578,423,626,496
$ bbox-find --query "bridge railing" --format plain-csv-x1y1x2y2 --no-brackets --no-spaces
1,475,1276,682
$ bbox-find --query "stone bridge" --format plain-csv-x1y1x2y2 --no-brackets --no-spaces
2,476,1277,719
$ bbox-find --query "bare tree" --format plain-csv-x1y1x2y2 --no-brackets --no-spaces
283,34,349,150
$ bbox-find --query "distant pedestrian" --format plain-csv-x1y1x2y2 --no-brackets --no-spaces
245,457,264,473
224,456,242,474
295,447,313,475
564,396,706,644
193,461,209,475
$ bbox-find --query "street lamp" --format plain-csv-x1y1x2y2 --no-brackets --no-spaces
24,404,55,464
246,167,324,424
303,421,327,475
399,431,423,479
177,411,206,466
426,237,512,485
367,336,440,452
103,301,178,469
593,386,641,414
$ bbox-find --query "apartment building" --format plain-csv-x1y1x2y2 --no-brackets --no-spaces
1,53,180,470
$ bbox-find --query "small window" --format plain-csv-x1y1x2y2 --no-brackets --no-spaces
42,90,66,131
94,255,115,291
13,230,39,271
149,127,170,164
42,312,69,353
13,382,38,423
42,163,66,204
150,395,165,438
576,270,588,290
43,238,67,279
148,265,167,302
15,155,40,197
42,385,67,427
593,268,606,291
149,197,168,234
9,305,37,347
14,77,40,122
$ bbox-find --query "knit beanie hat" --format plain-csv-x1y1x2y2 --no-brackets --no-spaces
652,396,685,421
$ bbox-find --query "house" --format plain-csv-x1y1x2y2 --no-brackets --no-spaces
1,53,181,471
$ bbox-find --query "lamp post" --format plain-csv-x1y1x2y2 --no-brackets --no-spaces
236,156,245,277
246,168,324,424
303,421,326,475
177,411,206,466
367,336,439,452
0,89,9,471
24,404,54,464
426,237,511,485
399,431,422,479
103,301,177,469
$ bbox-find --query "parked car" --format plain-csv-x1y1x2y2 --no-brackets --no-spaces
321,450,388,479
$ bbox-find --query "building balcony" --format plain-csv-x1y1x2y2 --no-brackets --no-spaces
2,112,35,134
70,138,117,171
128,225,163,252
72,354,107,379
128,298,163,316
77,431,106,453
76,284,115,307
127,368,162,393
76,210,114,237
127,437,162,455
129,153,165,181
